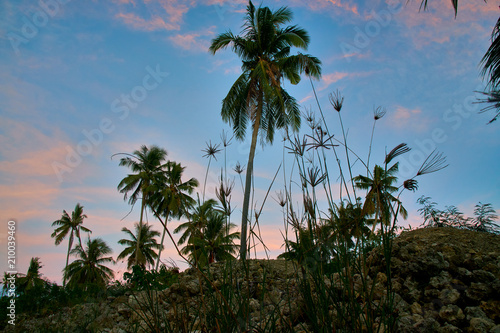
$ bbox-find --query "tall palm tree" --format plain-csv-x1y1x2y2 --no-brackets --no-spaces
354,164,408,233
64,238,114,290
51,203,91,286
116,145,168,265
210,1,322,260
148,161,198,271
117,223,162,270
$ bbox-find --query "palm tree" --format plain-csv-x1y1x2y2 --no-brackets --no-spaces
17,257,48,293
199,211,240,264
64,238,114,290
175,199,218,247
176,200,239,266
148,161,198,271
51,203,91,286
354,164,408,233
210,1,322,260
116,145,168,265
117,223,162,270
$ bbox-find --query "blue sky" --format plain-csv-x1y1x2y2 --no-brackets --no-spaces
0,0,498,284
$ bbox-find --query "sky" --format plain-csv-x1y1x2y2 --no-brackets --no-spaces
0,0,499,285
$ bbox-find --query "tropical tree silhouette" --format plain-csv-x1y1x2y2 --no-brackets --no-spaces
198,211,240,265
148,161,198,271
175,199,239,266
116,145,168,265
63,238,114,290
210,1,322,260
17,257,49,294
117,223,162,270
354,164,408,233
174,199,218,251
51,203,91,286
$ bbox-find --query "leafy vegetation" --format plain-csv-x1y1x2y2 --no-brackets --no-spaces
417,196,500,233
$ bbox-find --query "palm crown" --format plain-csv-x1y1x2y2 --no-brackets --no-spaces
63,237,114,289
117,223,162,270
210,1,321,260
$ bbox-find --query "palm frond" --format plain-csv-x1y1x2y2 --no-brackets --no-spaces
476,90,500,124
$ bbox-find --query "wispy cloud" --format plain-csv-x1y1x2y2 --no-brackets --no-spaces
394,0,498,49
287,0,359,15
318,71,373,91
385,105,431,133
114,0,190,31
168,26,216,51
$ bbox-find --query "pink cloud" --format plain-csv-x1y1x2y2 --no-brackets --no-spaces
115,12,180,31
114,0,190,31
168,27,215,51
393,0,498,49
324,0,359,15
322,72,350,85
386,105,431,133
318,71,374,91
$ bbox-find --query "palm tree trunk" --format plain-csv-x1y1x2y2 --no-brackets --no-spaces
63,235,73,287
155,212,169,271
136,195,146,264
240,91,263,261
76,228,86,258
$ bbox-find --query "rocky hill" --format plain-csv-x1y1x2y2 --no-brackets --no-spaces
6,227,500,332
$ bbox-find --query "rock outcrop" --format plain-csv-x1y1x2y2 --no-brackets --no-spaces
7,227,500,332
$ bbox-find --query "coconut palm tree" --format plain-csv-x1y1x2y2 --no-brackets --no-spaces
17,257,48,294
354,164,408,233
51,203,91,286
116,145,168,265
199,211,240,264
64,238,114,290
176,200,239,266
117,223,162,270
148,161,198,271
174,199,218,246
210,1,322,260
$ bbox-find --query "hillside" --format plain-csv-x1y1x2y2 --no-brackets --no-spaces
6,227,500,332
